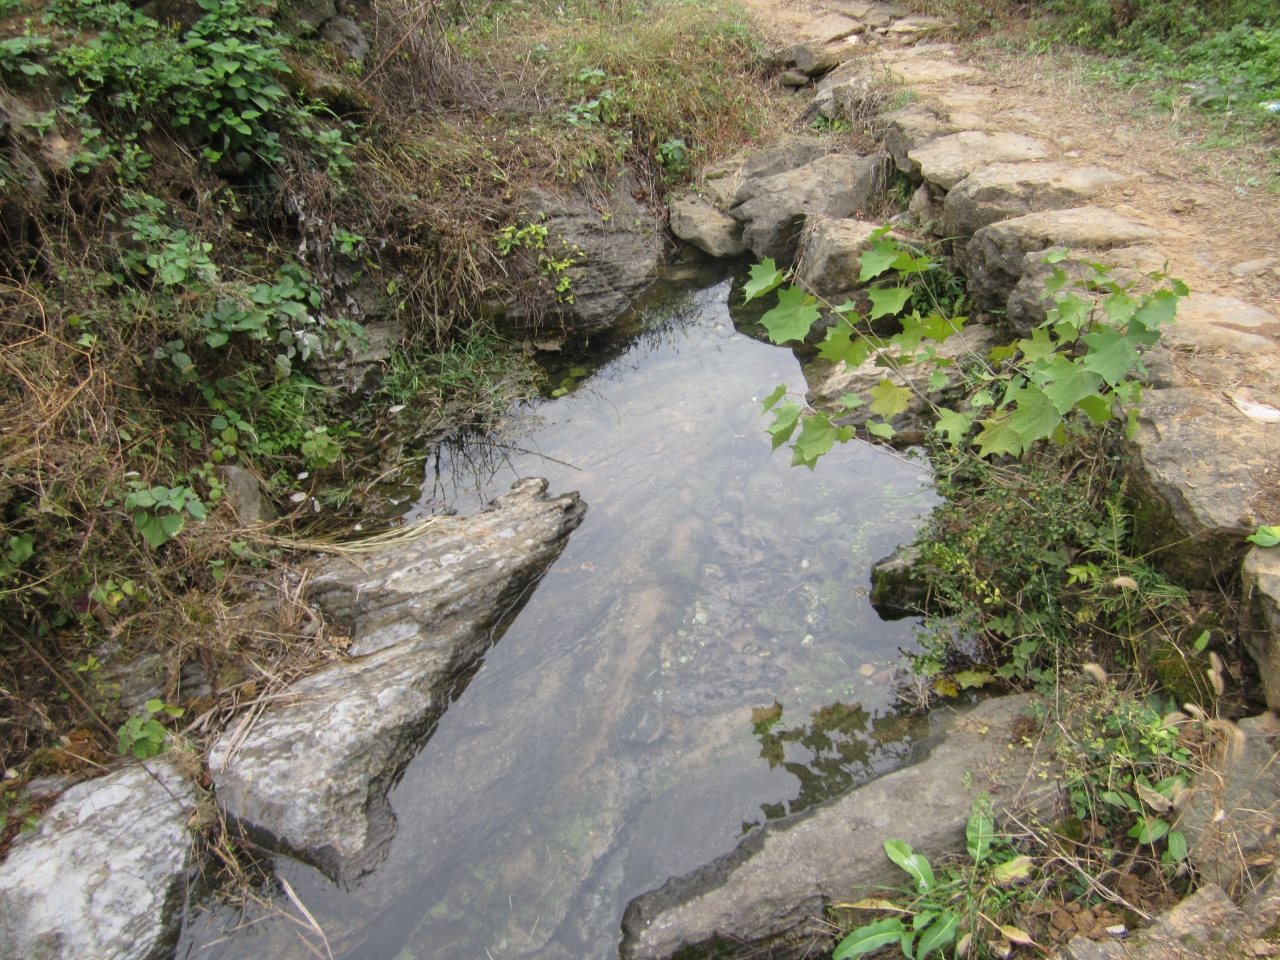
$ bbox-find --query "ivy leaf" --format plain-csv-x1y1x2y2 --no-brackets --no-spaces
919,311,964,344
973,414,1026,458
933,407,973,445
743,258,787,302
1104,291,1138,326
1082,325,1141,386
867,286,912,321
767,402,802,450
1005,382,1061,446
869,379,912,419
760,286,820,344
858,235,899,282
1133,288,1180,331
761,383,787,412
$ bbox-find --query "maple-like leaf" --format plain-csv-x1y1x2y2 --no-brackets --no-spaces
759,285,820,343
742,258,786,302
868,379,912,419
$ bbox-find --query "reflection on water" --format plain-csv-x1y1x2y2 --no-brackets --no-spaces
180,267,936,960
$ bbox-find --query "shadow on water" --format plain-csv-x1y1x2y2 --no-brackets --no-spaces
179,262,939,960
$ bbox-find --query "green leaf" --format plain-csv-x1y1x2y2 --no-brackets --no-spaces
833,917,907,959
858,235,899,282
972,414,1026,458
185,498,207,520
743,258,787,302
926,370,950,392
1005,382,1061,446
868,379,912,419
933,407,973,446
954,668,992,690
1075,392,1114,425
917,910,959,958
6,534,34,568
792,413,851,468
966,805,995,863
884,838,935,893
1247,525,1280,547
1133,288,1180,330
867,286,912,321
918,312,964,344
1016,326,1056,363
1165,829,1188,862
767,402,802,450
866,419,895,440
759,286,820,344
1129,817,1170,844
1082,325,1141,386
992,855,1034,882
818,326,872,368
1043,248,1070,264
761,384,787,412
1036,356,1104,414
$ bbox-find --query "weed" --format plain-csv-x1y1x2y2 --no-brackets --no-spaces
116,698,184,759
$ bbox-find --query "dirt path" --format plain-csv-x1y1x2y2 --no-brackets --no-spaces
736,0,1280,314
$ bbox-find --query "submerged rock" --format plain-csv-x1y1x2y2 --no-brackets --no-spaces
0,762,196,960
208,478,586,880
619,694,1053,960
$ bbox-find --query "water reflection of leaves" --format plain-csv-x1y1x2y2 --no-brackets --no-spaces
747,701,925,829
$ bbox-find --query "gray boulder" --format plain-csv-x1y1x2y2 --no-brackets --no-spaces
788,40,860,77
208,478,586,880
731,153,891,263
1124,388,1271,588
735,137,836,190
940,162,1126,239
959,206,1158,311
795,217,880,298
1174,712,1280,894
669,195,745,258
0,762,196,960
874,104,956,175
620,694,1053,960
516,179,663,332
1242,547,1280,711
908,131,1049,191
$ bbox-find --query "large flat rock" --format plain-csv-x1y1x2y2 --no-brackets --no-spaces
940,161,1126,239
731,152,891,263
208,478,586,880
619,694,1053,960
908,131,1049,191
960,206,1158,310
0,762,196,960
875,104,957,174
1124,388,1274,588
669,194,744,258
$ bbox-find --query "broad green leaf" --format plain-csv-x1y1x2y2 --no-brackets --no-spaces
954,668,992,690
966,806,995,863
969,388,995,410
792,414,851,468
761,384,787,412
1075,392,1114,425
767,402,802,450
1043,265,1070,297
1016,327,1056,363
1005,382,1061,446
742,258,787,302
926,370,950,392
1165,829,1188,862
185,498,207,521
1247,525,1280,547
972,414,1026,458
1043,248,1070,264
836,393,864,410
917,910,959,958
992,855,1034,882
866,419,895,440
884,839,935,893
858,235,899,282
869,379,912,419
1049,293,1089,336
1101,790,1140,811
759,286,820,344
1104,291,1138,326
818,326,873,368
1129,817,1169,844
1133,288,1180,329
1036,356,1103,414
933,407,973,445
1082,325,1141,385
833,917,907,959
867,286,912,321
918,312,964,344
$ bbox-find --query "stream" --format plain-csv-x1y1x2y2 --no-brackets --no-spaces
180,263,937,960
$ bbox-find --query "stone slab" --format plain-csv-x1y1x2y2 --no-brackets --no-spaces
909,131,1049,191
941,161,1126,239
